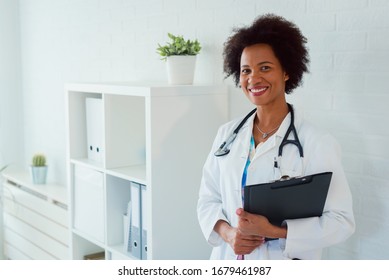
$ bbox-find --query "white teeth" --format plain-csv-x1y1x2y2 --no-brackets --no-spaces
250,88,266,93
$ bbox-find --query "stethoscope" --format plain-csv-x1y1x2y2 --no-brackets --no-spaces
214,103,304,179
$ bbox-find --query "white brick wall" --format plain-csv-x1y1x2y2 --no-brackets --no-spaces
12,0,389,259
0,0,24,168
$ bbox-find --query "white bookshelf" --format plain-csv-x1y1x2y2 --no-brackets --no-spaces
65,83,228,260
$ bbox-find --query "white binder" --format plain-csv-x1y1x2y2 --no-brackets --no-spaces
123,201,131,253
85,97,103,163
141,184,147,259
129,182,141,259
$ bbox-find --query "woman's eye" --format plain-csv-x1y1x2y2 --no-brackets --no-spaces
261,66,271,71
241,68,251,74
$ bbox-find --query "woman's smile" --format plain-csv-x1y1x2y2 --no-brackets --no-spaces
249,85,269,96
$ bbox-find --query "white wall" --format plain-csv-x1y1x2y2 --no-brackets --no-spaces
0,0,24,260
0,1,24,168
10,0,389,259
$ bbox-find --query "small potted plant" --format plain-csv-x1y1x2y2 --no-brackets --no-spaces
156,33,201,85
31,153,48,184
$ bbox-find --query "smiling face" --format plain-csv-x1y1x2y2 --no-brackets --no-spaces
239,43,289,108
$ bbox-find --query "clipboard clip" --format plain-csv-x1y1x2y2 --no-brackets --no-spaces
270,175,312,190
279,175,293,181
269,175,300,183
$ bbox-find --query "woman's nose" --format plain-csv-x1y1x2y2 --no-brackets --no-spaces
248,71,263,83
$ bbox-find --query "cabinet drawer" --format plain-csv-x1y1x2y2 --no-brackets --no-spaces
3,182,68,227
3,241,31,260
4,214,69,259
3,196,69,246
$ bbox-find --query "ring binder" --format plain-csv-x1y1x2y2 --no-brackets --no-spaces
126,182,147,259
85,97,103,163
141,184,147,260
129,182,141,259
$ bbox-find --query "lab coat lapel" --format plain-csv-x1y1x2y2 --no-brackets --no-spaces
253,134,277,159
249,110,293,162
234,112,256,160
273,111,292,150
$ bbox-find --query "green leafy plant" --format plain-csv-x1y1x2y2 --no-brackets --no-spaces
156,33,201,61
32,153,46,166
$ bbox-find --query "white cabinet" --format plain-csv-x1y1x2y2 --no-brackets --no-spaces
1,170,69,259
65,83,228,260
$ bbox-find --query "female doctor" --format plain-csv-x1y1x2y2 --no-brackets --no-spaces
197,14,355,260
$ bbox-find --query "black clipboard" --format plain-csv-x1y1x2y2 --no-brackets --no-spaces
244,172,332,227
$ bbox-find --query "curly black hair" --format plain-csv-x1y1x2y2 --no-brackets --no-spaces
223,14,309,94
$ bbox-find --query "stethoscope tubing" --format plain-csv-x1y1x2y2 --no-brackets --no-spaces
214,108,256,157
214,103,304,159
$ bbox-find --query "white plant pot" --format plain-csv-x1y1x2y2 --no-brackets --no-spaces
166,55,197,85
31,166,48,184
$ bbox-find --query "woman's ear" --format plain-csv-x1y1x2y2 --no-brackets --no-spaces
284,73,289,81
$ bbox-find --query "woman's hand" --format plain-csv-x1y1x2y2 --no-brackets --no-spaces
214,220,265,255
236,208,287,239
225,227,265,255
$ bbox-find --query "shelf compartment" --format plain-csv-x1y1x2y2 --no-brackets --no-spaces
105,174,131,248
104,94,146,169
67,91,104,165
71,233,105,260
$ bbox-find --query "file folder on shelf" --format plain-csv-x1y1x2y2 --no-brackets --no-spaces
85,97,103,163
141,184,147,260
129,181,141,259
123,202,131,253
125,182,148,259
244,172,332,227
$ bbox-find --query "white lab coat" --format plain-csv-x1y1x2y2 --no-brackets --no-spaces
197,106,355,260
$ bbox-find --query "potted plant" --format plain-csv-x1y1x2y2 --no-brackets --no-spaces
156,33,201,85
31,153,48,184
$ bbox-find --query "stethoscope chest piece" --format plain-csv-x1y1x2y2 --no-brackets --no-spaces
214,132,237,157
214,108,256,157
